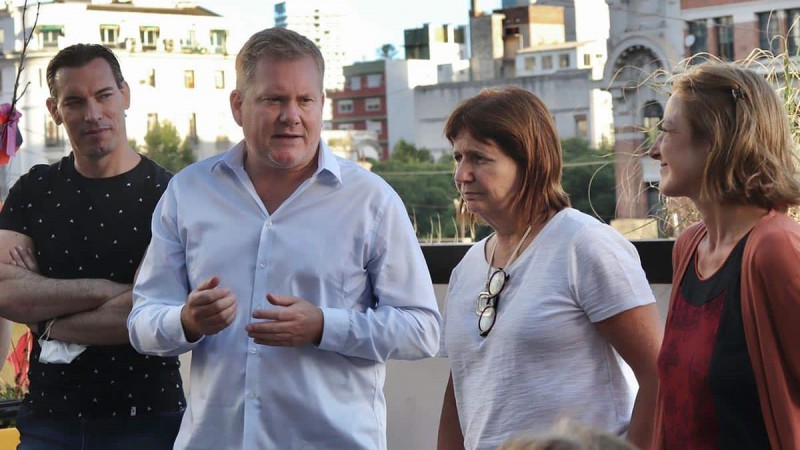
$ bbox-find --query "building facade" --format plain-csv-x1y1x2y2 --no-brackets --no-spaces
411,0,612,160
328,58,441,160
0,0,242,198
274,0,349,122
604,0,800,222
413,69,613,160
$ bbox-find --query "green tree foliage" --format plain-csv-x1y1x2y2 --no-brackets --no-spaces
372,138,616,240
143,120,196,174
372,140,457,239
560,138,616,222
376,43,398,60
391,139,433,163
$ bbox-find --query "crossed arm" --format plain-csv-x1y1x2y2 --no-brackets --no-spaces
0,230,132,345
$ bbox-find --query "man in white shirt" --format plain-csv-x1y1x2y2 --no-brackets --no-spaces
128,27,441,450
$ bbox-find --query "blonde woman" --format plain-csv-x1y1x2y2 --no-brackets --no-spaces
650,61,800,449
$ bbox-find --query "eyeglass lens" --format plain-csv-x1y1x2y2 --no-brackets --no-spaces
487,269,506,296
478,303,496,336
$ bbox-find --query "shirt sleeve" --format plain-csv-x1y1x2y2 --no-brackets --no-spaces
128,181,200,356
316,191,442,362
0,171,33,234
569,223,656,323
747,222,800,382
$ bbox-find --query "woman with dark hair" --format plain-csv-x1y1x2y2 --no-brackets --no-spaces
437,86,662,450
650,61,800,450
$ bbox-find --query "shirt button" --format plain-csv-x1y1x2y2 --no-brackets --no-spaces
266,220,273,228
259,262,266,268
250,348,257,354
249,392,256,399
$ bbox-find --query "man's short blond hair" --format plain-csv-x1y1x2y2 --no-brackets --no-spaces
235,27,325,94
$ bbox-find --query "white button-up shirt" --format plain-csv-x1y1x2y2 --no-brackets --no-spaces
129,141,441,450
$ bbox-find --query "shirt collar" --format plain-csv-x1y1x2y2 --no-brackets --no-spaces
212,139,342,185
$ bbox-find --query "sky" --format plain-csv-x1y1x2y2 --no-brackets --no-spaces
198,0,503,61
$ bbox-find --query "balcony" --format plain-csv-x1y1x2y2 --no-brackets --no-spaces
0,239,674,448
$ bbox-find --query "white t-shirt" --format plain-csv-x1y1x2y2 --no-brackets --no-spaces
441,208,655,450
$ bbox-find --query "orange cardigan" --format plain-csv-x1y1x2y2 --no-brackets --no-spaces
652,211,800,450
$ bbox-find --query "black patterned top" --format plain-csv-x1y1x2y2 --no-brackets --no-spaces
0,153,185,418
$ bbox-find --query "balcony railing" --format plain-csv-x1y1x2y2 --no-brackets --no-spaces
421,239,674,284
0,239,674,424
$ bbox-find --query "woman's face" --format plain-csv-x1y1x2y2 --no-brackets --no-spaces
453,130,521,225
648,94,708,200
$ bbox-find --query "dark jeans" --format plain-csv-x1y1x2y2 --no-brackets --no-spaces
16,405,183,450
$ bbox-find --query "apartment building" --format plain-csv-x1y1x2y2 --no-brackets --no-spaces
0,0,242,196
328,58,440,160
274,0,349,122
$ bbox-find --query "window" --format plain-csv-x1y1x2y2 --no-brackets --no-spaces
789,9,800,55
714,16,734,60
365,97,381,112
542,55,553,70
583,54,591,66
758,12,781,53
366,120,382,133
338,123,355,130
687,20,708,55
44,115,62,147
188,113,198,144
38,25,63,49
366,74,382,88
100,25,119,47
210,30,227,54
147,113,158,132
558,54,570,68
350,76,361,90
140,26,160,50
142,68,156,87
574,114,588,139
215,70,225,89
184,70,195,89
182,29,197,51
524,57,536,71
338,99,353,113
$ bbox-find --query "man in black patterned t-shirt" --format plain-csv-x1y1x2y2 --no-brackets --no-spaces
0,44,184,449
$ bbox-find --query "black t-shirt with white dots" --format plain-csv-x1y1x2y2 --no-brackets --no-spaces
0,153,185,418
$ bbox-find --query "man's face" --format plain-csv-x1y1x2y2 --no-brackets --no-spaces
230,55,324,171
46,58,130,161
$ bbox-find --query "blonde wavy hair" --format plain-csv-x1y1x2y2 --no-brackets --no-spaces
670,61,800,211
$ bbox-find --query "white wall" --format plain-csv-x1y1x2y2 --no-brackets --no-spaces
386,59,439,155
413,69,612,160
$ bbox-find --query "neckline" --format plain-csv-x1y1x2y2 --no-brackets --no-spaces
487,224,533,278
693,230,751,282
